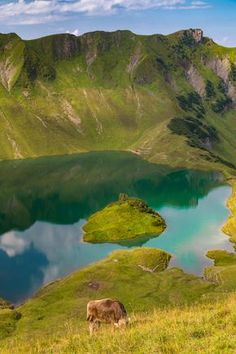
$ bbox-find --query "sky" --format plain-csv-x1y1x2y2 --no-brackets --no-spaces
0,0,235,46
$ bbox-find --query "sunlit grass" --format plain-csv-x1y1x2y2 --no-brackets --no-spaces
2,294,236,353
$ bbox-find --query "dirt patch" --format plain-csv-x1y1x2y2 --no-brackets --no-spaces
87,281,101,290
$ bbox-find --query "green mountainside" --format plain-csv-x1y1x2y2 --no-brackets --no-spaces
0,29,236,172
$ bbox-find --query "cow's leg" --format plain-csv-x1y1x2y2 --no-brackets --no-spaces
89,320,100,335
89,321,94,336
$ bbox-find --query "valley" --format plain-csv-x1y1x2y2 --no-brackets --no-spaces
0,29,236,174
1,28,236,353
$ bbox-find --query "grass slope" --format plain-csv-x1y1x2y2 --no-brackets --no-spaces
223,180,236,243
2,246,236,352
0,248,216,341
83,195,166,242
2,295,236,353
0,30,236,173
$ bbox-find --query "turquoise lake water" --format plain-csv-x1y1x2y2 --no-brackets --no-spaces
0,151,232,303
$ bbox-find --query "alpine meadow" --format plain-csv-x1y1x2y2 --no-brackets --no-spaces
0,28,236,173
1,22,236,354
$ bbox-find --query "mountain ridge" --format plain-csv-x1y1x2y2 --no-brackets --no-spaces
0,28,236,174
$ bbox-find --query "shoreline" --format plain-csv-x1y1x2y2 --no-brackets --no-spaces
222,179,236,247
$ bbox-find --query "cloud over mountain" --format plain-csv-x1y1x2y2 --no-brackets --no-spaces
0,0,210,25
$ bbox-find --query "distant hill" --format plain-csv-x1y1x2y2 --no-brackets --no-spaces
0,29,236,172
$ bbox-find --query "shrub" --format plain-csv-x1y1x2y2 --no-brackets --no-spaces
206,80,215,98
218,79,228,94
177,92,205,118
230,64,236,81
212,97,232,113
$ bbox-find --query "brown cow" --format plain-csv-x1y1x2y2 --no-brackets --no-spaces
86,298,128,335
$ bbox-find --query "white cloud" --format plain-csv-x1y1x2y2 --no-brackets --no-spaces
66,28,80,36
0,231,29,257
0,220,120,287
0,0,211,25
165,1,210,9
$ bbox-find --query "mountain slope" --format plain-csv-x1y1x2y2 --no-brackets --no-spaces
2,246,236,353
0,29,236,171
2,295,236,353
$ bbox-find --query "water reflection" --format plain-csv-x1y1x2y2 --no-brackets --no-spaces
147,186,233,273
0,221,123,303
0,152,223,235
0,151,231,303
0,243,48,304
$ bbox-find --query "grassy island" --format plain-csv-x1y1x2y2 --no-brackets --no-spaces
83,194,166,243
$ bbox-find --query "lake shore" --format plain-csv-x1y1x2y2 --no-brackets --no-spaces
222,180,236,246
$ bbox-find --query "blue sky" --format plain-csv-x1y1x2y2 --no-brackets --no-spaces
0,0,235,46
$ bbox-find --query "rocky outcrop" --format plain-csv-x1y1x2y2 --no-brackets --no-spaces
0,58,12,90
0,40,24,91
206,56,236,101
228,82,236,101
177,28,203,45
207,57,230,82
186,65,205,96
191,29,203,43
52,34,80,60
127,45,143,74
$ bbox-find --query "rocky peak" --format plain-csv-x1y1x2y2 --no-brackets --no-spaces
190,29,203,43
52,34,80,60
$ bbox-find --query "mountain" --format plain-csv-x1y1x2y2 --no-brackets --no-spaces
1,29,236,172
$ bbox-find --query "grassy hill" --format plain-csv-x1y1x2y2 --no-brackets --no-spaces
2,295,236,353
1,29,236,172
1,245,236,353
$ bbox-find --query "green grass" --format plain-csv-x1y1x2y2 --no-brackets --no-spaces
0,309,21,341
3,295,236,353
223,180,236,243
207,250,236,266
0,298,13,310
0,248,217,341
2,245,236,352
1,28,236,352
83,196,166,242
0,30,236,175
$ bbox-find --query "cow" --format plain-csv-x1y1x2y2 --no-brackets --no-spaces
86,298,128,335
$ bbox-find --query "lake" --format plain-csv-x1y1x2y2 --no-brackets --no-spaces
0,151,232,304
